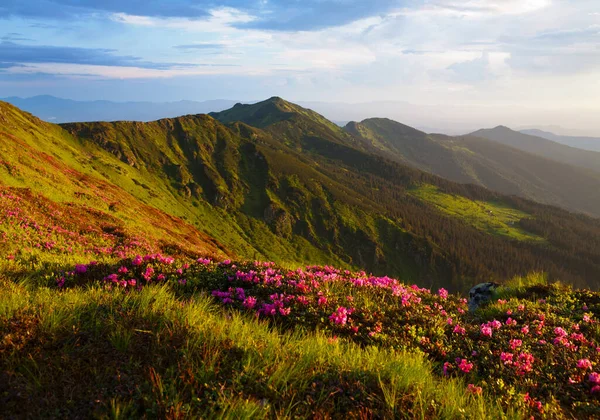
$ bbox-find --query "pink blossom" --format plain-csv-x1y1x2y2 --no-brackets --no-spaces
453,325,466,335
329,307,351,326
467,384,482,395
510,339,522,350
481,325,493,337
437,288,449,299
577,359,593,370
457,358,473,373
521,325,530,334
500,352,514,365
74,264,87,274
589,372,600,384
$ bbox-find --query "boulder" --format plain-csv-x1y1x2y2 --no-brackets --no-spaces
468,282,499,312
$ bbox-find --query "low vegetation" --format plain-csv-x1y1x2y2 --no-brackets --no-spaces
3,253,600,418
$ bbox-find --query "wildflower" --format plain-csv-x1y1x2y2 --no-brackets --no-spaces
443,362,452,376
481,325,493,337
438,288,449,299
500,352,514,365
132,255,143,266
457,358,473,373
506,317,517,326
329,307,351,326
510,339,523,350
118,266,128,274
467,384,482,395
453,325,466,335
578,359,593,370
554,327,568,337
74,264,87,274
446,317,453,325
589,372,600,384
243,296,257,309
318,295,328,306
521,325,530,334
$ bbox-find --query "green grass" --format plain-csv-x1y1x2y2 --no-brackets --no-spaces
0,279,514,419
410,184,544,242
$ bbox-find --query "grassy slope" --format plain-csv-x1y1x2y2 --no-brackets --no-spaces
410,185,544,242
346,118,600,217
5,99,600,291
0,278,511,419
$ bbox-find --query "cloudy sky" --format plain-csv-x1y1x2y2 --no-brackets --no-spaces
1,1,599,132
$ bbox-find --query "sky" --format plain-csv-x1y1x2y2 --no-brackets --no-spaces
1,0,599,133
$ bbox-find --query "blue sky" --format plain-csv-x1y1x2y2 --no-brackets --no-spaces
1,1,599,131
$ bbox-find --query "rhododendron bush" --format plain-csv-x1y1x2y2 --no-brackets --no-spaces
49,255,600,418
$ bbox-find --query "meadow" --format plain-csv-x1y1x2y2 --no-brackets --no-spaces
3,248,600,418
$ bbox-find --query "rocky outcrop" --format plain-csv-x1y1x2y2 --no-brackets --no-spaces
468,282,499,312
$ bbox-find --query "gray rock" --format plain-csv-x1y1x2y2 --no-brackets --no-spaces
468,282,499,312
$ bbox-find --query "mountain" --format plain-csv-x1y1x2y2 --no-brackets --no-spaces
470,126,600,174
1,95,240,123
3,98,600,292
345,118,600,218
521,128,600,152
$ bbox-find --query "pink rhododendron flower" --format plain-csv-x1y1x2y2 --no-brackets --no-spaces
510,339,522,350
457,358,473,373
467,384,482,395
438,288,449,299
243,296,257,309
453,325,466,335
481,325,493,337
74,264,87,274
521,325,530,334
578,359,593,370
500,352,514,365
329,307,352,326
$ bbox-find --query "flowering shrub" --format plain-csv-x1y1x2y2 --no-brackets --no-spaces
50,256,600,417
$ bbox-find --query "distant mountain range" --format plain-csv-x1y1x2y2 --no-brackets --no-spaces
1,95,241,123
472,126,600,174
520,128,600,152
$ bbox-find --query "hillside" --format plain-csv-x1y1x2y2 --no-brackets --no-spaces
3,98,600,418
346,118,600,217
471,126,600,174
3,99,600,293
521,128,600,153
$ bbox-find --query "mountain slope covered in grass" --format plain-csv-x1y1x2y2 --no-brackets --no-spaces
346,117,600,217
3,98,600,418
3,99,600,292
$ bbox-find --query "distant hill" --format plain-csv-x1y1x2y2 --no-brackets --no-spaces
345,118,600,218
520,128,600,152
470,126,600,174
1,95,240,123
